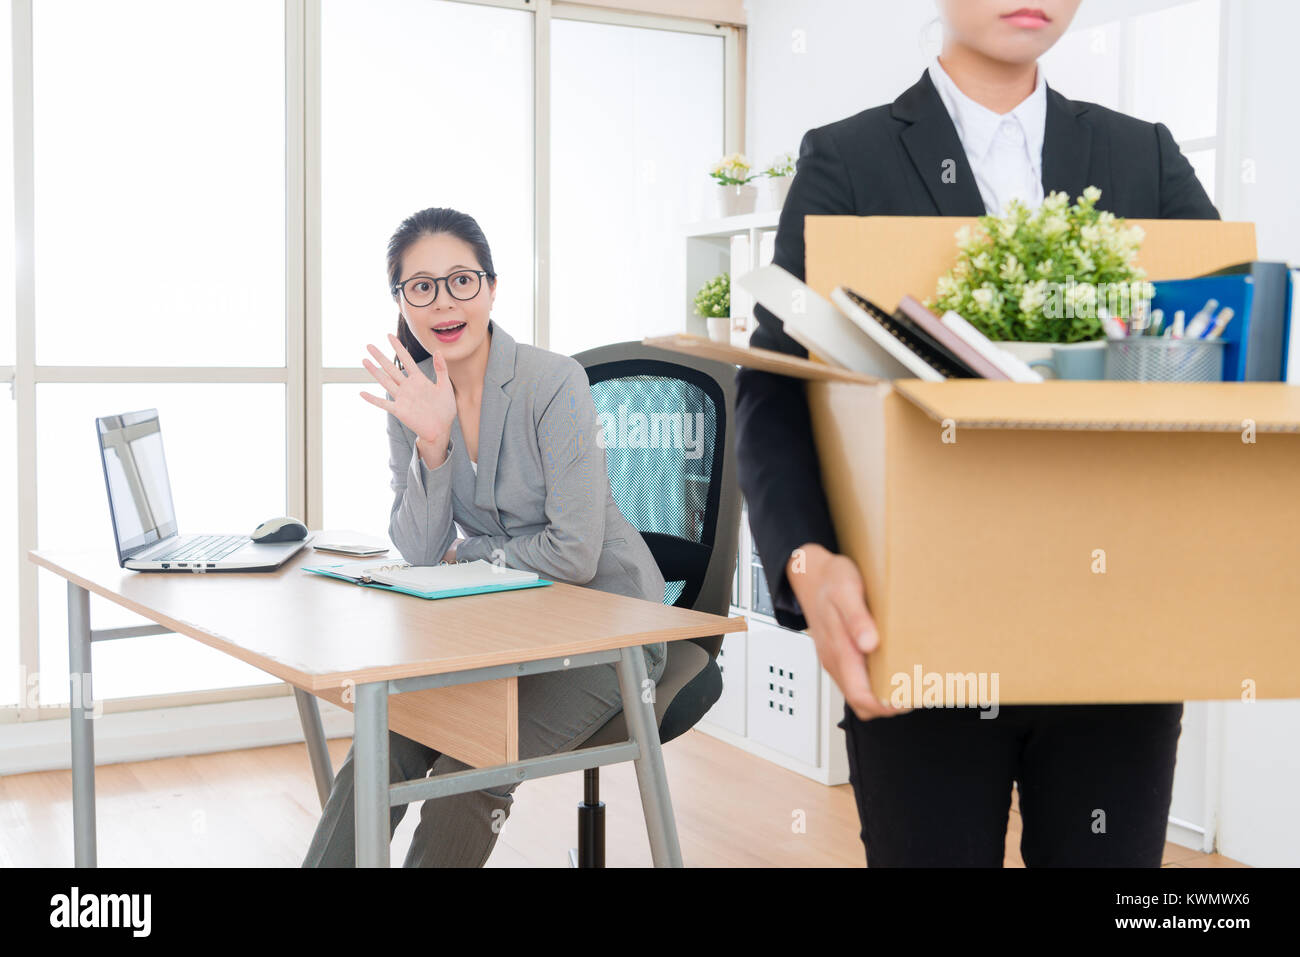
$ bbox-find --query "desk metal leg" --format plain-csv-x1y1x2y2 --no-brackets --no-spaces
293,688,335,808
616,646,683,867
353,680,389,867
67,582,97,868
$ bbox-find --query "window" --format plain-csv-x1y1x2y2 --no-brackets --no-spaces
26,0,288,704
3,0,737,719
548,18,724,357
0,398,15,707
321,383,391,536
319,0,534,369
1130,0,1220,144
0,0,12,370
36,384,286,703
1039,22,1121,110
33,0,285,367
319,0,535,532
1041,0,1221,204
0,0,14,707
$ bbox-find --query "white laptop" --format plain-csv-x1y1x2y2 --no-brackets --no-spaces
96,409,309,572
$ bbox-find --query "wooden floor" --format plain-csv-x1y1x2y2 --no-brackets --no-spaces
0,729,1246,867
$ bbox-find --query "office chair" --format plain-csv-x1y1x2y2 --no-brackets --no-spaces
567,341,742,867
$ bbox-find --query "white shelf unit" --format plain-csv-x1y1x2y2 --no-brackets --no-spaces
681,210,849,786
697,507,849,785
680,209,780,346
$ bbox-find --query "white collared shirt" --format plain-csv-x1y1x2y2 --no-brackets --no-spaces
928,55,1047,216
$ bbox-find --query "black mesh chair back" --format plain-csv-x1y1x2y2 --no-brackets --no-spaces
583,359,729,627
576,342,739,625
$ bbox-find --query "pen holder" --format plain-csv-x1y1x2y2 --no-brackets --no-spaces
1104,338,1226,382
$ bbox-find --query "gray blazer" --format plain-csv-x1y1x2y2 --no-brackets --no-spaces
385,322,667,675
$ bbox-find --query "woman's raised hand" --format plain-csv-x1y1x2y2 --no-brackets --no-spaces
360,333,458,450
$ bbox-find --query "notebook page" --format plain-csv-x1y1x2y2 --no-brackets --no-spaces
366,559,538,591
302,559,411,583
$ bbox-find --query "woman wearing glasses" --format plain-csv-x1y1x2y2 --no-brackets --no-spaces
737,0,1215,866
303,206,666,867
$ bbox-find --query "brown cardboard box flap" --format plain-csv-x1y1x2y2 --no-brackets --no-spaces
894,379,1300,432
805,216,1259,307
642,334,879,384
644,335,1300,432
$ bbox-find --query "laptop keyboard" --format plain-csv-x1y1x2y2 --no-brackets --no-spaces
153,534,248,563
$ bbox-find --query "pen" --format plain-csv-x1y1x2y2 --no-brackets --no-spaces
1205,307,1235,339
1147,308,1164,337
1100,313,1127,340
1130,308,1147,337
1185,298,1219,339
1172,310,1186,339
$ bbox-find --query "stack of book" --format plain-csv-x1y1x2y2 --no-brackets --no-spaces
737,264,1041,382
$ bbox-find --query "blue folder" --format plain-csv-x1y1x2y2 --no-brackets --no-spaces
1152,264,1290,382
303,561,552,600
1150,274,1255,381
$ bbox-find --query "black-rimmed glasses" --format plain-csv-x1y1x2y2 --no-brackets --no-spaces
392,269,493,308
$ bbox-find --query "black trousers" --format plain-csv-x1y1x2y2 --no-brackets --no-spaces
840,702,1184,867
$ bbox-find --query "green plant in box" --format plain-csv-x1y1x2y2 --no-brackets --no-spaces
927,187,1154,342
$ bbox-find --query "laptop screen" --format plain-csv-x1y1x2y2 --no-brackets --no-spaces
96,409,179,561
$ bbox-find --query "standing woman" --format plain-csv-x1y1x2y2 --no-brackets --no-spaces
737,0,1216,867
303,207,666,867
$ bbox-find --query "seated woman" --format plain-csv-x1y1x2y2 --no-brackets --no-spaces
303,206,666,867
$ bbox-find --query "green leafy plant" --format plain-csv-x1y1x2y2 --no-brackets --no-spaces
694,272,730,318
763,151,796,178
709,153,755,186
927,187,1153,342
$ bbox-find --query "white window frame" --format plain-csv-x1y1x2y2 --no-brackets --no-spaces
1113,1,1225,201
3,0,744,724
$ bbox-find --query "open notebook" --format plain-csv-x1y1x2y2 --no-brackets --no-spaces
302,558,551,600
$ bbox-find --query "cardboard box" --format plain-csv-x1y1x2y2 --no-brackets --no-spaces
803,215,1260,309
650,216,1300,705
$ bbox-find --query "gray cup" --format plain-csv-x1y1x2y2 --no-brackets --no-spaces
1028,341,1107,380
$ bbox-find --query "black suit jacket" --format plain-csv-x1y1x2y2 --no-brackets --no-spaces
737,70,1219,632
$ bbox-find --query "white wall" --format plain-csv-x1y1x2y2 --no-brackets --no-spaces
1218,0,1300,260
743,0,1300,866
1219,701,1300,867
744,0,938,174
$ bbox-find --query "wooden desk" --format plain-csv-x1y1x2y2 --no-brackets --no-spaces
28,544,747,867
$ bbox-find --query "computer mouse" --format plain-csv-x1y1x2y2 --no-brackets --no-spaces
250,516,309,543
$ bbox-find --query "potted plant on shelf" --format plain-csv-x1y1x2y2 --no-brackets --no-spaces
761,151,796,211
927,187,1153,370
709,153,757,218
694,272,731,343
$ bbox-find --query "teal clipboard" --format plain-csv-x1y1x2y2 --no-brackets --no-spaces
302,562,552,601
